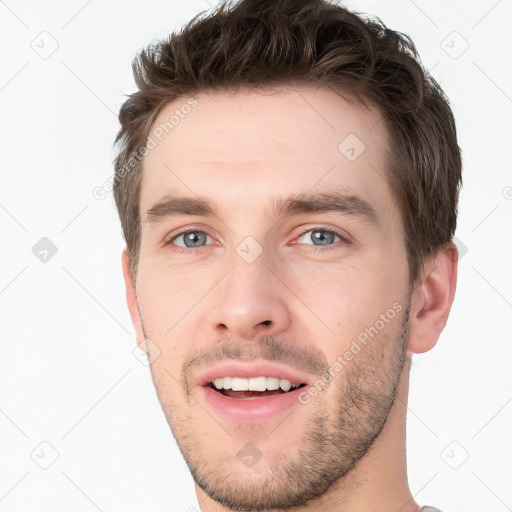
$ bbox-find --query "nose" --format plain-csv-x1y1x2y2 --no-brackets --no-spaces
206,249,292,340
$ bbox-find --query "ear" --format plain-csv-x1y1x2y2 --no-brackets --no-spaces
121,248,146,351
407,242,458,354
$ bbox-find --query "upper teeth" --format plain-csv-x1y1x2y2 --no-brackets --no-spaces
212,377,301,392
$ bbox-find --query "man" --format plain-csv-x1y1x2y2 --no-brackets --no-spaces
113,0,461,510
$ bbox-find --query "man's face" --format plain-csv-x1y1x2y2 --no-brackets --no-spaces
130,86,412,509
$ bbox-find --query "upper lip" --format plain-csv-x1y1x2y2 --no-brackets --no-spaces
196,361,312,388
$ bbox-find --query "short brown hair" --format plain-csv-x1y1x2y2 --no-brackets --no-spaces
113,0,462,283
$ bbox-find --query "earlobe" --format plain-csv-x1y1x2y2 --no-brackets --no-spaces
407,243,458,354
121,248,146,351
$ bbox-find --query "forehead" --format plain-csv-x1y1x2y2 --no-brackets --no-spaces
139,85,392,218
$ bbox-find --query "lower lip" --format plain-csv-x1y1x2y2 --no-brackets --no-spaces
199,385,307,422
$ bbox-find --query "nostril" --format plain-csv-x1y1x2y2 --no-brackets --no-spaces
259,320,271,326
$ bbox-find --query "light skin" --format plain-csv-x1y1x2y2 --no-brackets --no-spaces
122,85,458,511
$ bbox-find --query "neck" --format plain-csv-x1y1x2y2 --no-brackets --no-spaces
196,358,419,512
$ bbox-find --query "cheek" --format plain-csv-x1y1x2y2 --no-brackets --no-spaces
135,257,223,368
135,267,198,344
286,257,406,346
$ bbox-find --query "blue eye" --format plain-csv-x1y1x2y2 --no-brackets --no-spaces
166,227,347,255
296,228,342,247
170,231,213,249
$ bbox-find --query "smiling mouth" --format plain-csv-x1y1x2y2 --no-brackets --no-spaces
199,374,310,421
207,381,307,400
207,377,306,400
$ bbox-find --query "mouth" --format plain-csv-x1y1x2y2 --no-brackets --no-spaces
206,377,307,400
196,363,312,422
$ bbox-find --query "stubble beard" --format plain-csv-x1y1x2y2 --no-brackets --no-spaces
145,302,410,511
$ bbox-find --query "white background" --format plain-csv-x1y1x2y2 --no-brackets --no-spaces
0,1,511,511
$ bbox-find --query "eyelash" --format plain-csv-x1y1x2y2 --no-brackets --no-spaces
166,226,349,255
294,226,348,253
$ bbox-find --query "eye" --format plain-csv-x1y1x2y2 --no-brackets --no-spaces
168,230,214,250
295,227,346,250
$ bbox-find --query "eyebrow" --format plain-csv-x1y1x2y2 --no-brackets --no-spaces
145,190,379,226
